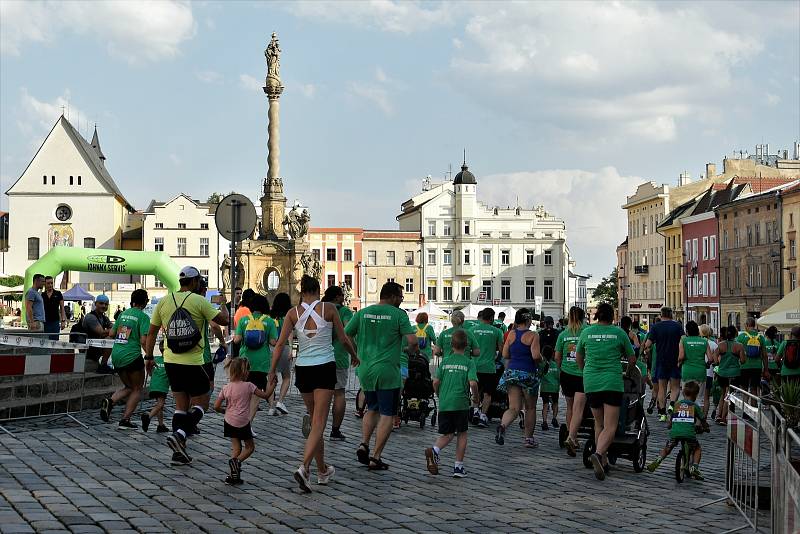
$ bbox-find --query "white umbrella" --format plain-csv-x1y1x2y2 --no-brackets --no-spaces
757,288,800,332
0,285,24,296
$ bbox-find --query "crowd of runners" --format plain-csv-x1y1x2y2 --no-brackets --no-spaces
95,265,800,490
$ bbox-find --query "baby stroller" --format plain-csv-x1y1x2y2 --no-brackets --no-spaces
400,352,438,428
485,365,508,422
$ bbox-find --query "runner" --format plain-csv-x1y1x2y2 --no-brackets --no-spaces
144,266,230,465
494,312,507,332
234,294,278,426
413,312,437,363
270,275,357,493
764,326,781,385
193,277,227,425
699,324,718,419
345,281,416,472
778,326,800,384
736,317,768,397
142,343,170,433
100,289,150,429
677,321,712,420
471,308,504,428
556,306,587,457
495,308,542,448
538,316,559,356
230,289,255,359
321,285,354,441
539,346,560,431
576,302,635,481
643,307,684,422
267,292,293,416
712,326,745,425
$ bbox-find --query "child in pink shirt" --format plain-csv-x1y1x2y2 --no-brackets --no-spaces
214,358,270,485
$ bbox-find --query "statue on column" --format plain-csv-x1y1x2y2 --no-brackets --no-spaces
265,32,281,82
220,254,231,293
283,202,310,240
300,250,322,280
341,282,353,307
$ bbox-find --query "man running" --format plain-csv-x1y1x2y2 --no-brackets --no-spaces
346,282,416,471
144,266,229,465
736,317,768,397
322,285,353,441
471,308,504,427
643,307,684,421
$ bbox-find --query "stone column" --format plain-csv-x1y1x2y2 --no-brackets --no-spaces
267,96,280,181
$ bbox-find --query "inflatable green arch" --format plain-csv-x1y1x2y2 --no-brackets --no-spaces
23,247,181,322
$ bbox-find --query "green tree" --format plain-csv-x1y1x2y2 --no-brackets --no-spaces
207,192,223,204
592,268,618,309
0,275,23,287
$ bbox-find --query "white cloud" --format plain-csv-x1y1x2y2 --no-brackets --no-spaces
286,0,453,33
375,67,388,83
765,93,781,107
196,70,222,84
478,167,643,277
348,82,393,116
1,0,196,63
297,83,316,99
239,74,262,91
18,88,89,139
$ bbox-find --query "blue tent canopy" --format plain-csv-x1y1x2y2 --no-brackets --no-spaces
62,285,95,302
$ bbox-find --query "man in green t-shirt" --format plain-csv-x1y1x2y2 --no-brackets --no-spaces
323,285,355,441
425,330,479,478
100,289,150,429
647,381,706,480
778,326,800,381
144,266,229,465
736,317,768,396
471,308,504,427
435,311,480,360
346,282,416,470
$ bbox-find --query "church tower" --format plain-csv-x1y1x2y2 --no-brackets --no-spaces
260,32,286,239
453,156,477,229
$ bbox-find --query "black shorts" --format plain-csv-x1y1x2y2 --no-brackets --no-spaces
586,390,623,409
248,370,268,390
560,371,584,397
706,375,713,390
224,421,253,440
438,410,469,435
540,391,559,404
164,362,212,397
477,372,500,396
149,390,167,399
116,356,144,375
717,375,740,389
203,362,215,386
739,368,761,390
295,361,336,393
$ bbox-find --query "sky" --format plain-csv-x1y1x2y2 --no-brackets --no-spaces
1,1,799,283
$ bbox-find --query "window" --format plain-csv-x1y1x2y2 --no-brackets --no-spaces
791,239,797,260
427,249,436,265
327,248,337,261
464,249,471,265
747,226,753,246
443,222,452,236
544,249,552,265
201,223,209,230
501,232,510,238
344,274,353,288
443,285,453,301
427,284,437,302
200,237,209,257
69,176,73,185
501,250,510,266
327,274,336,288
482,249,491,265
754,223,761,245
367,250,376,265
77,176,81,185
387,278,395,283
177,237,187,256
443,249,452,265
734,228,740,248
544,280,553,301
405,278,414,293
460,282,471,301
734,266,740,289
154,237,164,252
501,280,511,301
27,237,39,260
155,223,164,229
405,251,414,266
702,237,708,260
464,221,471,235
428,221,436,236
748,265,754,288
791,272,797,292
386,251,395,265
710,235,717,259
702,273,708,296
43,175,47,185
84,237,95,248
51,176,55,185
526,250,535,265
685,239,691,261
481,280,492,301
178,223,186,229
312,249,321,261
692,239,698,263
154,278,165,288
756,264,762,287
344,249,353,262
525,279,536,301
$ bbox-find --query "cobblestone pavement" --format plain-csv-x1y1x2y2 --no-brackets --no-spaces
1,375,751,534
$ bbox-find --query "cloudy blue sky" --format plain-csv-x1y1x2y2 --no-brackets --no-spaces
1,1,798,281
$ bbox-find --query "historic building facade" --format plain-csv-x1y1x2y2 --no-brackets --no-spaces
781,183,800,294
361,230,422,311
308,228,363,308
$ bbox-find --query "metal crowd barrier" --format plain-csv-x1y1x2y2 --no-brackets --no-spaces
765,404,800,533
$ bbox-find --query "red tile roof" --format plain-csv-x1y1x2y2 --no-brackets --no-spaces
732,177,797,193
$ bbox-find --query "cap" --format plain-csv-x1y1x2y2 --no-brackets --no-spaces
95,294,109,304
179,266,201,279
545,316,554,324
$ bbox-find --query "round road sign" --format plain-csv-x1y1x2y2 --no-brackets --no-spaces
215,194,258,242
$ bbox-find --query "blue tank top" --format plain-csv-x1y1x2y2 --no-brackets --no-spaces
508,328,536,372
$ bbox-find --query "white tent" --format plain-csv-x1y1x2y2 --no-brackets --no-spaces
460,303,485,319
408,301,449,320
0,285,24,296
757,288,800,331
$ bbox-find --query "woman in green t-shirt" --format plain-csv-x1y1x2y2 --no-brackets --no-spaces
414,312,437,362
677,321,711,416
713,325,746,426
555,306,586,457
764,326,780,382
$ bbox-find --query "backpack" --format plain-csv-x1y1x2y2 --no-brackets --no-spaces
69,320,87,344
243,314,268,349
784,339,800,370
415,324,428,350
166,293,202,354
744,332,762,359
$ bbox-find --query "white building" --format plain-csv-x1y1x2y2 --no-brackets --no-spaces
4,115,136,286
141,194,226,293
398,162,571,319
568,271,590,312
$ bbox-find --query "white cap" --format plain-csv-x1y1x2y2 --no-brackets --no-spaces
179,266,201,279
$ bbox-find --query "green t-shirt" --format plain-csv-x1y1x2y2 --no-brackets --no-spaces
151,291,220,365
471,322,504,374
681,336,708,382
555,326,585,377
333,305,354,369
235,312,279,373
438,326,479,361
493,320,507,332
540,361,560,393
717,341,741,378
669,398,701,440
111,308,150,369
576,324,634,393
148,355,169,394
436,353,478,412
779,340,800,377
463,320,480,331
413,323,436,361
345,304,415,391
765,338,780,371
737,330,766,370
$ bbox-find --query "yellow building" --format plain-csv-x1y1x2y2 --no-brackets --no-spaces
782,183,800,293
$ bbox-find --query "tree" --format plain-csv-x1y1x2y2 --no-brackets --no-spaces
207,192,237,205
592,268,618,309
0,275,23,287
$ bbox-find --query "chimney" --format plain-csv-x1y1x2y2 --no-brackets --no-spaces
705,163,716,179
679,172,692,186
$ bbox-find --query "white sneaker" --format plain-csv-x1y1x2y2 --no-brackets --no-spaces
267,407,276,416
317,465,335,485
293,465,312,493
276,401,289,415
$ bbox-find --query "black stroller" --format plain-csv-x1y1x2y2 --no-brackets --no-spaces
485,366,508,422
400,352,438,428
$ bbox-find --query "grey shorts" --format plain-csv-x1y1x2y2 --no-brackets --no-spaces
335,367,348,390
274,345,292,375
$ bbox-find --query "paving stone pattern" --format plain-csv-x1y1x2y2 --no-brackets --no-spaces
0,374,750,533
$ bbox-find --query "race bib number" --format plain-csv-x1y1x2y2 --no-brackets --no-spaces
115,326,131,345
672,403,695,424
